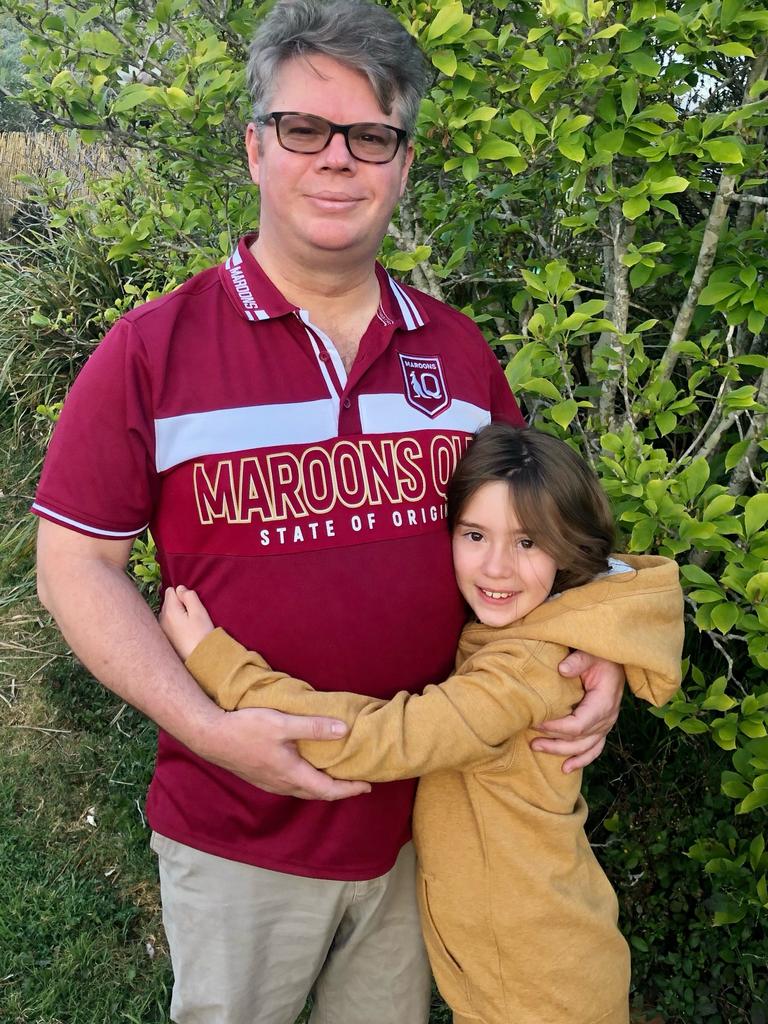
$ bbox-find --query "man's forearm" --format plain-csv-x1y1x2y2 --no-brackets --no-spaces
38,553,223,757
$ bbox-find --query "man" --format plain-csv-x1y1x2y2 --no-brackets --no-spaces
34,2,624,1022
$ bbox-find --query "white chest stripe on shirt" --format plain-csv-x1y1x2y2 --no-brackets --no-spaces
358,393,490,435
154,399,338,473
298,310,346,411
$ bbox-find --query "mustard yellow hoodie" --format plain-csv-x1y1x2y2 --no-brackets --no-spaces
186,554,684,1024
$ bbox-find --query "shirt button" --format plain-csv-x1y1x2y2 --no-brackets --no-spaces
319,351,330,362
342,398,352,410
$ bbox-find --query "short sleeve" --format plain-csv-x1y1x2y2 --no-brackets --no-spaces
32,317,159,539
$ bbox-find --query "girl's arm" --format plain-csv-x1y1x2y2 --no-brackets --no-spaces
160,587,554,781
186,628,553,780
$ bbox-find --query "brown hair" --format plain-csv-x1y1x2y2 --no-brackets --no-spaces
447,425,615,593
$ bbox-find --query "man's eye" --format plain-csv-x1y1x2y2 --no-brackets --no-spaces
286,125,323,138
358,131,387,146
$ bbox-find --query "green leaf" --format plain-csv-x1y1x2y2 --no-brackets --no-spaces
713,904,748,925
714,42,754,57
703,694,738,712
680,564,719,588
466,106,498,123
702,139,744,164
725,439,751,471
82,29,122,55
432,50,458,77
721,0,744,28
509,109,540,147
621,78,639,117
745,494,768,536
462,155,479,181
702,494,737,521
626,51,660,77
654,411,676,435
112,83,161,113
520,377,562,401
164,87,194,111
698,281,740,305
518,50,549,71
595,128,625,154
622,196,649,220
748,310,766,335
619,28,645,52
647,176,689,196
630,517,657,550
711,602,739,634
749,833,765,871
530,72,563,104
592,23,626,40
476,137,521,160
737,790,768,814
680,718,709,735
745,573,768,602
427,3,465,41
550,400,578,428
557,139,585,162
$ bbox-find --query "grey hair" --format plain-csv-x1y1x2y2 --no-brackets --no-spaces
246,0,429,137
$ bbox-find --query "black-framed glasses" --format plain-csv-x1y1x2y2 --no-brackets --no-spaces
256,111,407,164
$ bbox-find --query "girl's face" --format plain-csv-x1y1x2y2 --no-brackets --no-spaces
451,481,558,627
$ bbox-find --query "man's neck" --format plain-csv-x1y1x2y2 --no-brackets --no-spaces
250,235,378,309
250,237,382,372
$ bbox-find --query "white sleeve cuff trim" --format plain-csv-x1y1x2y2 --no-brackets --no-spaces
32,503,147,539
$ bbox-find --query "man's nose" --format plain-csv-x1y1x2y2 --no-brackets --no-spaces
317,129,356,170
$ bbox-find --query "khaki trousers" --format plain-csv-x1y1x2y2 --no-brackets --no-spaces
151,833,431,1024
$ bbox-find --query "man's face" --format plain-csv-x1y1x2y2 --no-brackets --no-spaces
245,54,414,265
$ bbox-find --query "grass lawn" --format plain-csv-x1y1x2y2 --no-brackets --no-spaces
0,603,459,1023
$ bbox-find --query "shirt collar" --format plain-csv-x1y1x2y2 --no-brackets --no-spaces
220,234,430,333
375,262,430,332
219,234,298,321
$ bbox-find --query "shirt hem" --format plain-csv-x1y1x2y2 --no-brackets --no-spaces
148,824,409,882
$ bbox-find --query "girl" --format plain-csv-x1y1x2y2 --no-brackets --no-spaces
160,424,684,1024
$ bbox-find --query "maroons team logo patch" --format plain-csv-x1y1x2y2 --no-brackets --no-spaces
398,353,450,418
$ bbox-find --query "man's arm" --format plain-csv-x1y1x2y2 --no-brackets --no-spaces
35,519,370,800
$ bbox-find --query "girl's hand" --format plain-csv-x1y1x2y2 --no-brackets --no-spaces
159,585,216,661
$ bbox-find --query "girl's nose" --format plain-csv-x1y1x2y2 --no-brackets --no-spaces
483,543,516,578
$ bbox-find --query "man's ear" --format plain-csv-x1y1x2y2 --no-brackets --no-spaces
399,141,415,197
245,123,261,185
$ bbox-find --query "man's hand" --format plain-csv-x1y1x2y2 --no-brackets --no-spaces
201,705,372,800
530,652,624,773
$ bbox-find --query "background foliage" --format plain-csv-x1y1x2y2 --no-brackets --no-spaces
1,0,766,1021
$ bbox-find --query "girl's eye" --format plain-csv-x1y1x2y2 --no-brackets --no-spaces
519,538,534,549
466,531,484,542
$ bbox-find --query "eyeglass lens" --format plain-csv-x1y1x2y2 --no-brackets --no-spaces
274,113,400,162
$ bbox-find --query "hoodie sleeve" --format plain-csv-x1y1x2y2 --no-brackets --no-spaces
185,628,566,781
511,555,685,707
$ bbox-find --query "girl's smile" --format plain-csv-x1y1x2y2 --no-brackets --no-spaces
451,481,559,628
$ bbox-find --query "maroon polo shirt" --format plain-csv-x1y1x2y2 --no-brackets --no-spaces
34,235,524,879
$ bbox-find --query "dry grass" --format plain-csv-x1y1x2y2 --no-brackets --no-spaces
0,131,115,231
